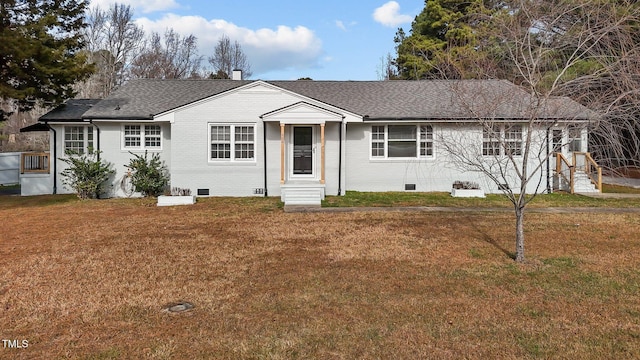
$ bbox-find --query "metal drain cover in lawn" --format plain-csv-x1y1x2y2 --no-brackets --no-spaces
162,301,194,313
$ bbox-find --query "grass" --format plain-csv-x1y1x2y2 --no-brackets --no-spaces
322,189,640,208
1,195,640,359
0,193,78,210
603,183,640,194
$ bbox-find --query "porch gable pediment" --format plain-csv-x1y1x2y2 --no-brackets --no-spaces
261,101,344,124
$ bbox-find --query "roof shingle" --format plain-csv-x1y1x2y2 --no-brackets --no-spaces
42,79,594,122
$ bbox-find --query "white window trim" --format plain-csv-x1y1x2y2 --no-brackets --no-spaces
63,125,95,155
370,124,435,160
121,123,163,151
208,123,257,163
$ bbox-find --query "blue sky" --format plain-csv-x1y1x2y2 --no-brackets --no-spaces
89,0,424,80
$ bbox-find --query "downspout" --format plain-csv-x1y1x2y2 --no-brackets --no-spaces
338,117,345,196
45,122,57,194
262,118,268,197
89,119,100,160
546,126,551,194
89,119,103,199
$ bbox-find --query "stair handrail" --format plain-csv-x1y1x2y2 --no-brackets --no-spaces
556,152,575,193
574,152,602,192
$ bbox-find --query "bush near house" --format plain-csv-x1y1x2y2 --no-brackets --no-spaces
60,150,114,199
125,151,169,197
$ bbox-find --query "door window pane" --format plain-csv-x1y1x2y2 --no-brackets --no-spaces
293,127,313,174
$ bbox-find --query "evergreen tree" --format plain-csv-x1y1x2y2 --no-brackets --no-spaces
0,0,94,120
394,0,501,80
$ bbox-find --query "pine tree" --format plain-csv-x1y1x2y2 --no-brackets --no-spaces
0,0,94,120
394,0,500,80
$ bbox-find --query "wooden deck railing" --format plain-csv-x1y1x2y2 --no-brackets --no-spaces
21,152,50,174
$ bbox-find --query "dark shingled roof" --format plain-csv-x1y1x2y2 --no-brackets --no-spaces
270,80,592,120
42,79,594,122
82,79,251,120
39,99,101,122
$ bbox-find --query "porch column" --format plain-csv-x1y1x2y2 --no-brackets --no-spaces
280,123,285,184
320,123,326,184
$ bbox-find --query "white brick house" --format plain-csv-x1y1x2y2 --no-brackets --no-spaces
21,78,597,204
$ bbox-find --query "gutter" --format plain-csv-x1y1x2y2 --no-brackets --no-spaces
362,116,589,123
89,119,101,160
263,120,268,197
338,119,344,196
546,127,551,194
45,122,57,195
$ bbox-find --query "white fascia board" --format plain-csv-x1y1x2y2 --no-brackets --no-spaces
154,112,175,123
85,118,161,123
261,102,344,124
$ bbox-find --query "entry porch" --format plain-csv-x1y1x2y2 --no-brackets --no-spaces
261,102,344,206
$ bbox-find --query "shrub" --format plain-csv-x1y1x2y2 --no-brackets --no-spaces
452,180,480,190
171,187,192,196
60,150,114,199
125,151,169,197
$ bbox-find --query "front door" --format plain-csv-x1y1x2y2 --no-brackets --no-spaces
292,126,314,176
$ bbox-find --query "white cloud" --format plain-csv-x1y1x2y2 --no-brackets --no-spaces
335,20,357,32
134,14,324,77
373,1,413,27
90,0,179,14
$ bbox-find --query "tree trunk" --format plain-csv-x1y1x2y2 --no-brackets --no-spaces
515,206,525,262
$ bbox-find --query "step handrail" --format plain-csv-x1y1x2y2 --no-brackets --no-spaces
556,152,575,193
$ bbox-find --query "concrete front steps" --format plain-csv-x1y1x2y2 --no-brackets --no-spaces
574,171,600,193
281,183,326,207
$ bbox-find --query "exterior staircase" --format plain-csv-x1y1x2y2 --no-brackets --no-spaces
281,183,325,207
573,171,599,193
554,152,602,194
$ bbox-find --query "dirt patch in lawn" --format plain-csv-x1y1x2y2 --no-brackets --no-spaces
1,197,640,359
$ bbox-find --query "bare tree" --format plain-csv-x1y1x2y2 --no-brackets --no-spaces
439,83,590,262
0,101,48,152
376,52,399,81
554,3,640,171
435,0,639,262
208,35,252,79
78,3,144,98
130,29,203,79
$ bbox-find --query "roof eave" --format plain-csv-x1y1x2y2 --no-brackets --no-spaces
362,116,592,122
81,115,155,121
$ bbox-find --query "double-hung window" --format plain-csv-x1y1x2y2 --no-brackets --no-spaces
123,124,162,150
210,124,255,161
482,125,500,156
568,126,582,152
145,125,162,148
482,124,522,156
371,126,385,157
504,125,523,156
234,126,255,159
371,125,434,159
420,125,434,157
64,126,94,154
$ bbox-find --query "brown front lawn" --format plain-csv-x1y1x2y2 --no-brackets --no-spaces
1,196,639,359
